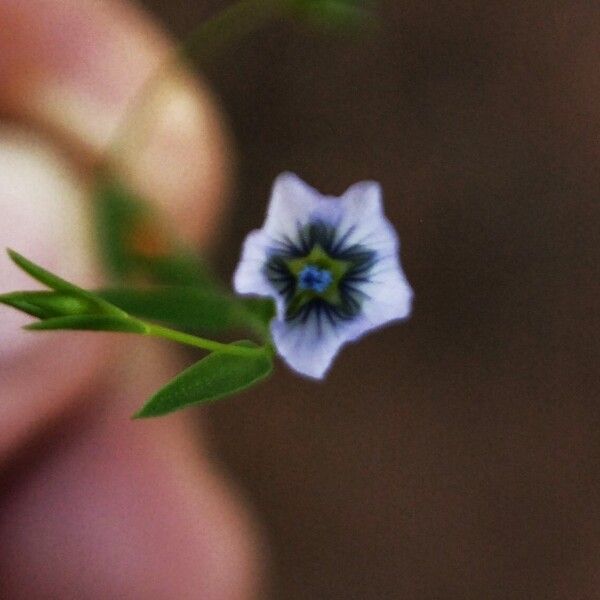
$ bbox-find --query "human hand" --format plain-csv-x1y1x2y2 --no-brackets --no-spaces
0,1,261,598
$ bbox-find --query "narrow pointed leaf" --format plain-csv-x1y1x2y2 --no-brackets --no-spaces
24,315,147,333
0,293,52,319
1,291,97,319
6,250,126,317
134,342,272,418
8,249,86,295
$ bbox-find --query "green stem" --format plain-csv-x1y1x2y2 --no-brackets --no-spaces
142,321,266,357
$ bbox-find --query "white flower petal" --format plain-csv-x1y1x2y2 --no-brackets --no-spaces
271,315,344,379
331,181,389,248
342,180,383,216
232,230,273,297
360,267,413,327
263,172,321,242
308,195,345,228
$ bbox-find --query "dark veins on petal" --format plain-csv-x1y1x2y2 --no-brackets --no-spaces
264,220,376,326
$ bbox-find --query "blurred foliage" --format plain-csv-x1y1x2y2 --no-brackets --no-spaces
284,0,379,32
94,174,215,288
99,287,273,336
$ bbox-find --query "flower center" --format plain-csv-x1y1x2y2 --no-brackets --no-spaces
264,221,377,323
298,265,333,294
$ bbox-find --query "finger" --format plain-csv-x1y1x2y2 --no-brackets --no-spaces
0,0,231,454
0,4,261,595
0,127,113,458
0,340,263,600
0,0,231,244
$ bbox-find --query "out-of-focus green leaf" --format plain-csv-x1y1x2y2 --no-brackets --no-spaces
24,315,146,334
240,297,276,327
99,287,275,335
132,252,216,289
94,173,217,290
134,341,272,418
94,175,147,279
99,287,239,332
285,0,378,32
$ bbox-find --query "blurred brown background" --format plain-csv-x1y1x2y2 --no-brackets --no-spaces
142,1,599,598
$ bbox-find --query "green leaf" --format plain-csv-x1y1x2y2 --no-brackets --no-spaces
134,342,272,418
7,249,83,294
98,286,240,332
285,0,378,32
6,250,126,318
94,173,217,290
0,291,99,320
24,315,147,334
0,292,54,319
240,297,276,327
98,287,275,334
132,252,216,289
94,174,148,279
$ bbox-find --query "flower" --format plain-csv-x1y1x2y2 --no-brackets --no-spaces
233,172,413,379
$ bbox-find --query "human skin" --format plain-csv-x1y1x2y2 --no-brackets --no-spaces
0,1,261,598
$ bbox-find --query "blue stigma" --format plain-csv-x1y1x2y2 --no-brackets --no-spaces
298,265,333,294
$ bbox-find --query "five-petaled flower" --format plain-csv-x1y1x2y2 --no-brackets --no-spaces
233,172,413,379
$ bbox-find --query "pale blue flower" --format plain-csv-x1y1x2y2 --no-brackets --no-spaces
233,172,413,379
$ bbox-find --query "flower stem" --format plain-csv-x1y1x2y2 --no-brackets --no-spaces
141,321,266,357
